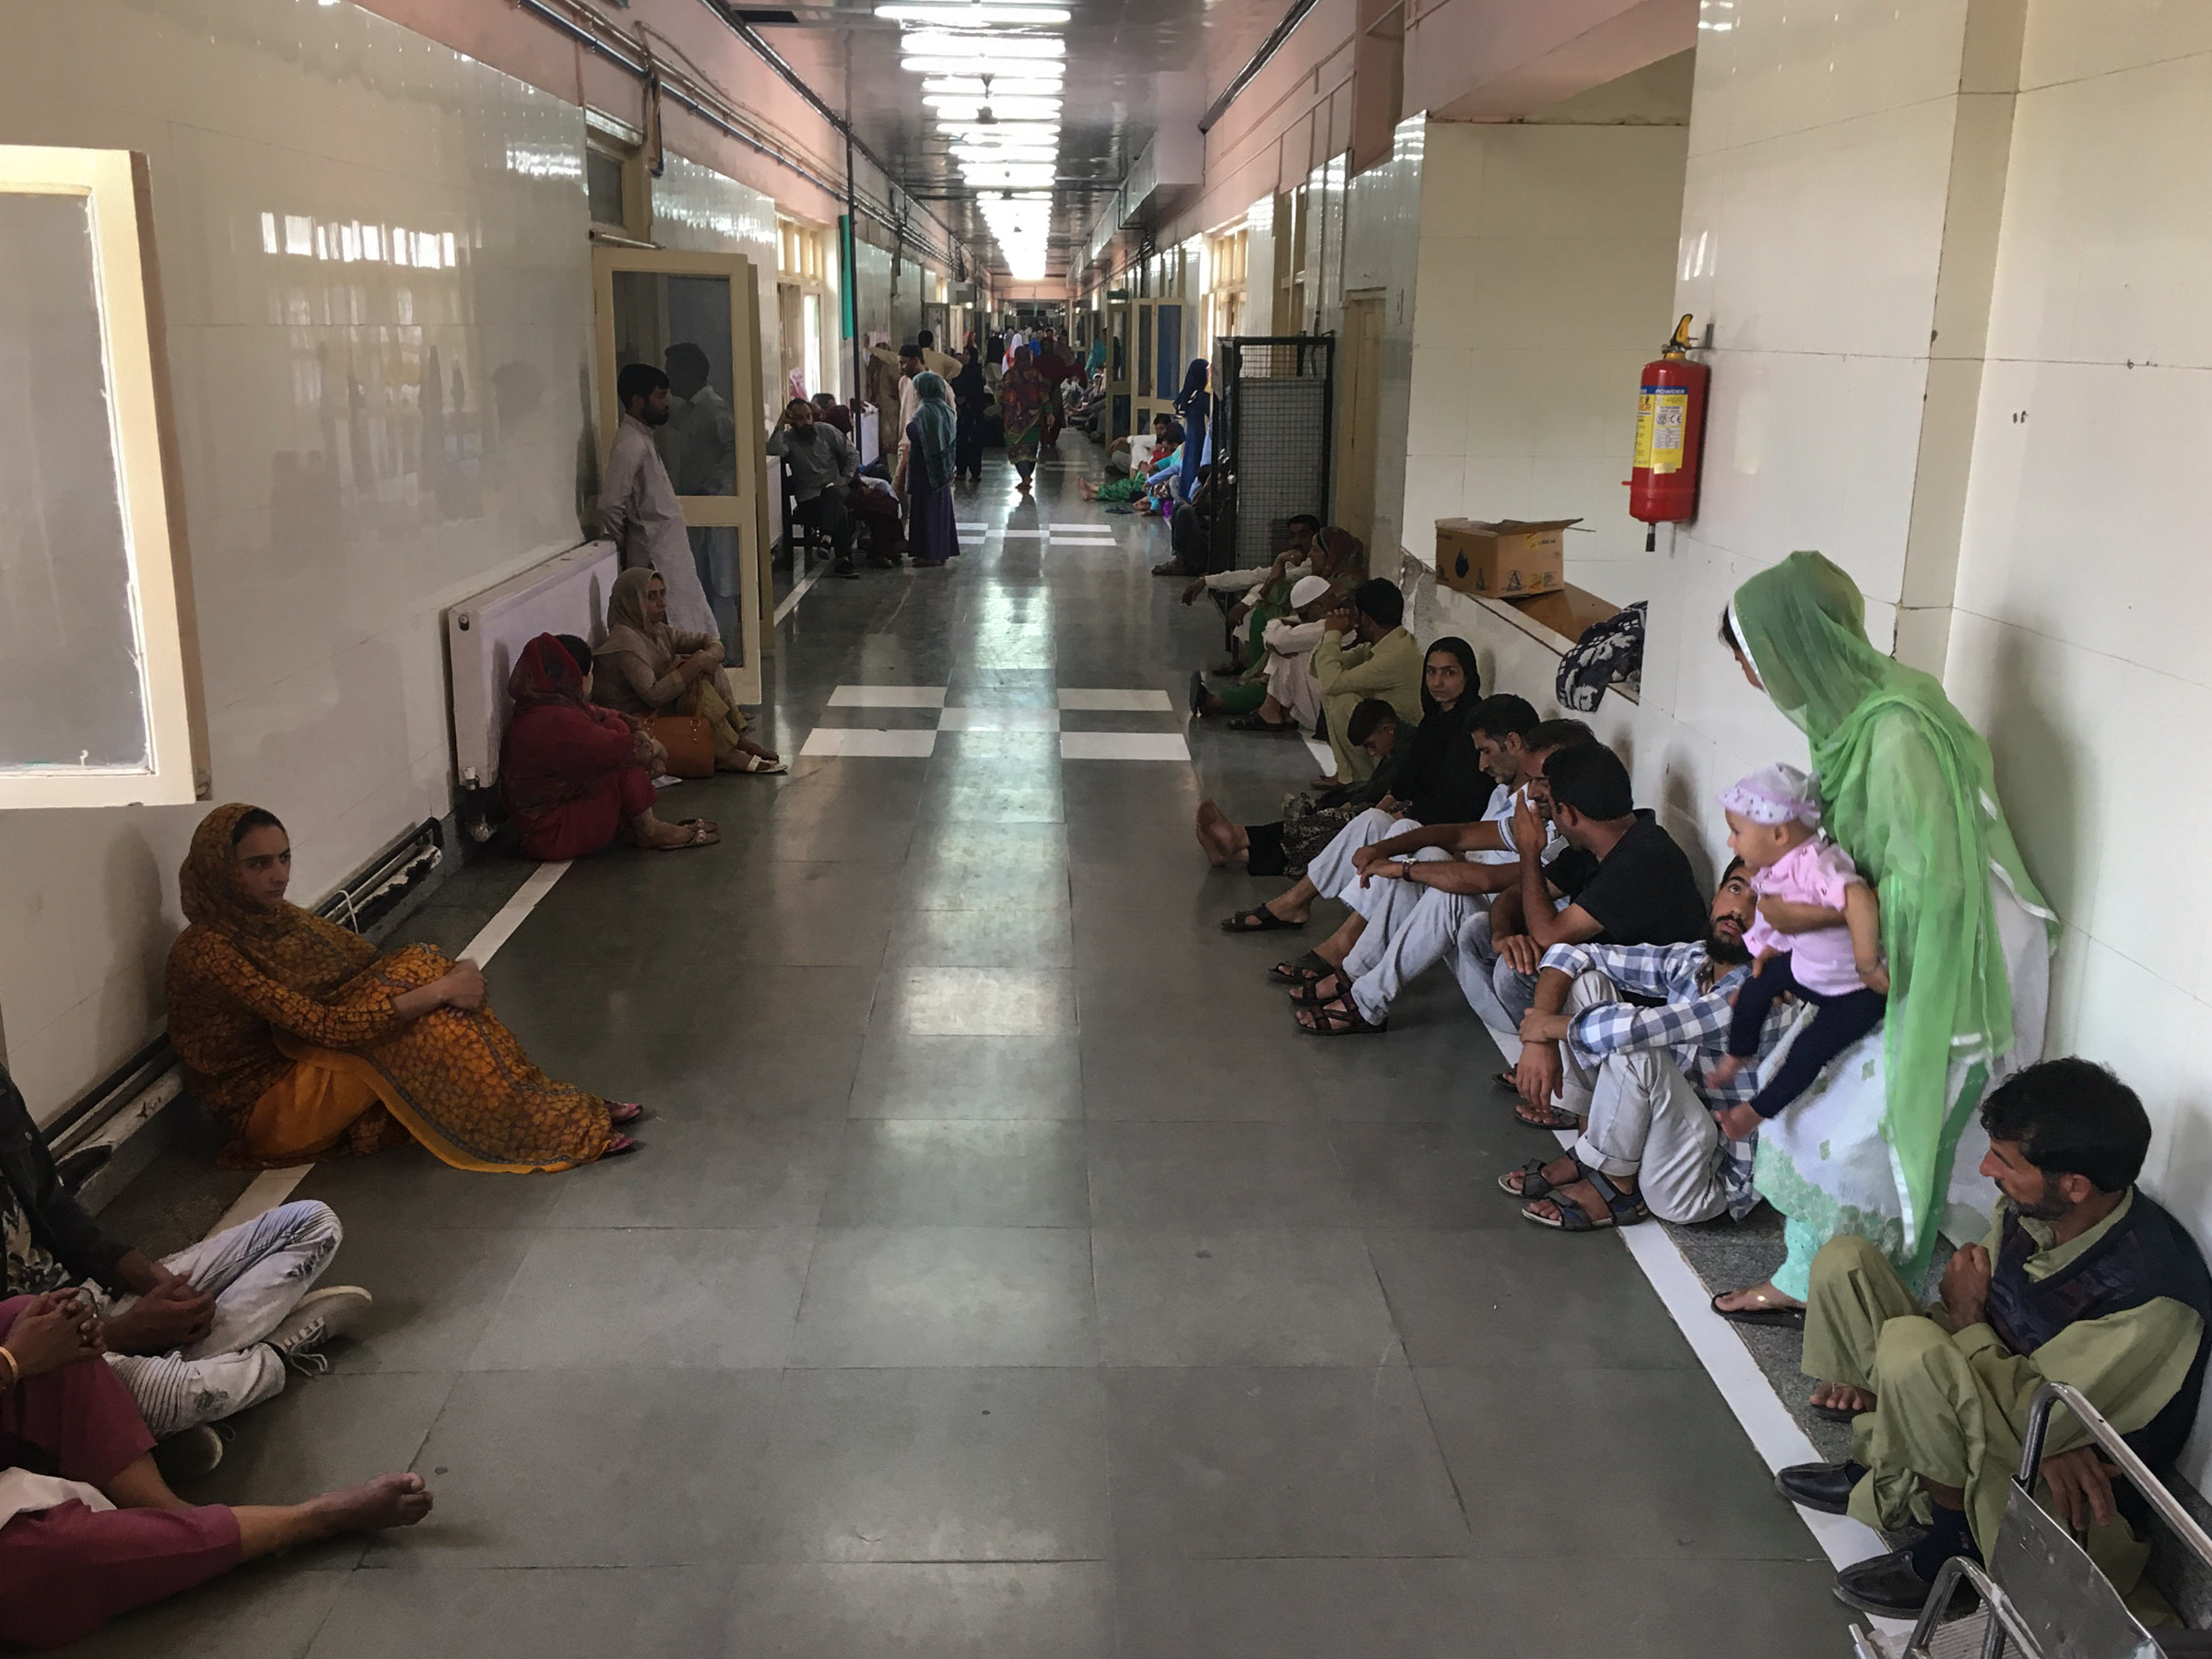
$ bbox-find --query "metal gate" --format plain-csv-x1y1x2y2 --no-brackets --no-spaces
1206,335,1335,571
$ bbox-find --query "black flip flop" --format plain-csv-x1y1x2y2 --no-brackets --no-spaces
1809,1402,1864,1424
1711,1291,1806,1329
1220,906,1302,934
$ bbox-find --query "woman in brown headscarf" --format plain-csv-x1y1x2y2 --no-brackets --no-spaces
164,804,641,1171
593,568,783,772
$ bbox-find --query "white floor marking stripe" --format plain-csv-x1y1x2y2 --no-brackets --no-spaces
773,559,828,627
205,855,575,1240
1303,736,1335,771
1060,731,1189,760
461,859,574,963
828,685,948,708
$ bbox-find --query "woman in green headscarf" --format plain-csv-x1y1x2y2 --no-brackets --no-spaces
1712,551,2056,1326
897,371,962,568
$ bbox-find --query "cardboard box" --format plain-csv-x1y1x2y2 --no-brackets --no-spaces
1433,518,1578,600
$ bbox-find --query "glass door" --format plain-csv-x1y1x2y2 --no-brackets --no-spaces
590,246,767,702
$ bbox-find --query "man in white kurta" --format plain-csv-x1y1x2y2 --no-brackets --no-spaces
598,364,720,639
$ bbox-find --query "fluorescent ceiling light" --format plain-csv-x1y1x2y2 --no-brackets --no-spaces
934,120,1062,136
952,146,1058,162
901,29,1065,55
924,96,1064,116
877,3,1071,19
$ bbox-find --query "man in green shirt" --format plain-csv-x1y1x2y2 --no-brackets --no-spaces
1311,579,1421,788
1776,1058,2210,1619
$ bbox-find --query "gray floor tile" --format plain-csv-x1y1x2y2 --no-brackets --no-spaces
1105,1366,1469,1559
322,1226,535,1373
1496,1555,1857,1656
874,963,1078,1037
465,1227,813,1369
307,1568,731,1658
1077,1029,1319,1123
848,1030,1083,1119
821,1120,1089,1225
1418,1366,1806,1559
1116,1558,1518,1659
1324,1121,1530,1227
1364,1229,1699,1370
724,1562,1115,1659
886,905,1076,969
192,1370,460,1571
511,1027,865,1120
547,1117,843,1228
58,1565,347,1659
289,1144,569,1233
791,1227,1096,1366
1086,1123,1361,1224
1092,1228,1403,1366
740,1368,1111,1561
393,1369,780,1567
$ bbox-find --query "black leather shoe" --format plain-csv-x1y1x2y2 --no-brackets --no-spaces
1775,1461,1857,1514
1833,1549,1981,1619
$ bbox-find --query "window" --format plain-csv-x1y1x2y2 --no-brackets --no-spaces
778,218,827,282
0,146,207,808
586,147,627,231
584,112,651,242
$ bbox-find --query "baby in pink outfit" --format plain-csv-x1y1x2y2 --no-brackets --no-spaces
1707,764,1888,1135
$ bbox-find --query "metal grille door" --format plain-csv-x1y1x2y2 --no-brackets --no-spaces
1212,335,1334,571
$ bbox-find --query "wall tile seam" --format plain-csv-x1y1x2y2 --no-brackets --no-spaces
1695,88,1985,156
2013,46,2212,97
1941,606,2212,696
2048,920,2211,1014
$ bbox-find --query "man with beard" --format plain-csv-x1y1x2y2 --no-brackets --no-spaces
1494,859,1789,1231
598,361,720,636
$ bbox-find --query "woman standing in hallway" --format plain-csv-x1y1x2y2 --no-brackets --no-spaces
899,371,962,567
950,348,988,486
1173,358,1210,505
998,346,1049,494
594,570,782,772
1710,551,2055,1342
164,801,641,1173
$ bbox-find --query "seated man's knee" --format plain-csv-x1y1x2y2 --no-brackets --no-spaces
1563,971,1618,1018
1808,1231,1890,1295
1871,1313,1958,1392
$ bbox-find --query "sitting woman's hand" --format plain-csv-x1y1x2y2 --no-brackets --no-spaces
438,959,488,1011
4,1291,104,1380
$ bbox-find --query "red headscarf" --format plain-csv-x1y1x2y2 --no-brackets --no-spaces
507,633,591,712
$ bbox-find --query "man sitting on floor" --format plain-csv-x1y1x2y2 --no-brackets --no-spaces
1311,579,1422,789
0,1065,369,1478
1237,698,1562,982
1497,860,1789,1230
1180,512,1322,669
0,1289,430,1649
1296,741,1706,1038
1776,1058,2209,1621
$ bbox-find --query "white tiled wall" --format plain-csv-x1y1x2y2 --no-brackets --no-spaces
1331,117,1426,567
651,153,783,429
1943,2,2212,1324
0,0,789,1119
1400,121,1689,601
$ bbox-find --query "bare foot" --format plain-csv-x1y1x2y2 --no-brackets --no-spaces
1712,1282,1805,1315
315,1472,434,1533
1194,802,1230,866
1810,1381,1877,1415
636,815,718,850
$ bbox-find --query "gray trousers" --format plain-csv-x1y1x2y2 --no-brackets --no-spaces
101,1199,342,1437
1348,892,1537,1032
1555,973,1729,1225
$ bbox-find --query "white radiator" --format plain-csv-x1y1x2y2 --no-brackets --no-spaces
444,539,620,789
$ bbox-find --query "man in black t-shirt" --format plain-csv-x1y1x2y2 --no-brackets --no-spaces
1296,741,1705,1040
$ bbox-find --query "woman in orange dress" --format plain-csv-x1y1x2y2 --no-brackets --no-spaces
164,803,640,1171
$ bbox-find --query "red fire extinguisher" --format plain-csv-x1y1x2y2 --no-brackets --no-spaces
1628,313,1708,550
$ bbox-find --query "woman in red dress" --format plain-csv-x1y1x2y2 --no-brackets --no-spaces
500,634,717,858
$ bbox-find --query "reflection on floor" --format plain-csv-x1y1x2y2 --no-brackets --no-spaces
74,436,1858,1658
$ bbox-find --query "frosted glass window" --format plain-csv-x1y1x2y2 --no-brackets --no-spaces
0,191,151,771
611,270,739,497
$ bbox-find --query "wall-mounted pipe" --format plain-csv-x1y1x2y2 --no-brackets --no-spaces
1199,0,1324,133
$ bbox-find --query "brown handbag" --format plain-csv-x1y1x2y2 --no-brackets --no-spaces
646,714,714,779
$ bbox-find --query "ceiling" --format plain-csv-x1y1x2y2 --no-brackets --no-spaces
730,0,1292,284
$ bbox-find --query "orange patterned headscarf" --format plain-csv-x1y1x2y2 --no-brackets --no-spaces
179,804,373,994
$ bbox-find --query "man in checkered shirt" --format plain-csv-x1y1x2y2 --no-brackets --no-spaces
1499,859,1793,1230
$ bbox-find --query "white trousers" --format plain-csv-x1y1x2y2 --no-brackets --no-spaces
1304,809,1418,907
1265,649,1323,732
102,1199,342,1437
1349,894,1537,1032
1556,973,1729,1225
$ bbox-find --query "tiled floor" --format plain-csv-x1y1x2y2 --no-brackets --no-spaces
74,436,1859,1657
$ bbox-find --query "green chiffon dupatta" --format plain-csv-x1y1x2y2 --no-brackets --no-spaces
1729,552,2057,1274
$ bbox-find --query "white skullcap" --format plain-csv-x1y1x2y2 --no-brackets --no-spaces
1289,575,1333,608
1720,762,1822,827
